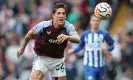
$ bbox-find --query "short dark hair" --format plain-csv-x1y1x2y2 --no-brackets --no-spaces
53,3,67,14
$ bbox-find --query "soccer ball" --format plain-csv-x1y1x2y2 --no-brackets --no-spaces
94,2,112,19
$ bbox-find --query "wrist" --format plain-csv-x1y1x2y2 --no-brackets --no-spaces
21,46,25,50
67,36,71,40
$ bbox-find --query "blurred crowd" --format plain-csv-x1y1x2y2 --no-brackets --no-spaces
0,0,132,80
110,11,133,80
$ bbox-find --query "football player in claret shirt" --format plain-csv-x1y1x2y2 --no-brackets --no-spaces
17,3,80,80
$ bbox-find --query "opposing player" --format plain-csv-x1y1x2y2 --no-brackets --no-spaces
17,3,80,80
68,14,114,80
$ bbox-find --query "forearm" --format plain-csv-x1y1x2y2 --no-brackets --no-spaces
73,45,83,53
68,35,80,43
21,29,34,49
102,44,114,56
108,44,114,51
67,45,83,55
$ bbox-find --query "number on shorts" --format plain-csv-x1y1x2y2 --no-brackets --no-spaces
56,62,64,71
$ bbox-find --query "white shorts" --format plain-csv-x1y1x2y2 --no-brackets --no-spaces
32,54,66,77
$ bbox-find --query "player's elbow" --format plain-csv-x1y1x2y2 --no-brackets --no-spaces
71,39,80,43
108,44,114,51
74,36,80,43
76,36,80,42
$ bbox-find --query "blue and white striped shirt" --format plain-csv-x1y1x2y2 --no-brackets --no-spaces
74,29,114,67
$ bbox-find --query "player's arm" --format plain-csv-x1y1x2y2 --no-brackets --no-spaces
21,29,35,49
103,32,115,56
17,21,44,58
67,33,80,43
17,29,35,58
68,33,85,54
102,32,114,63
67,24,80,43
57,24,80,44
57,33,80,44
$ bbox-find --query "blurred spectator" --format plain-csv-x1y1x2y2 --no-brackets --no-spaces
125,10,133,37
27,5,39,30
5,39,20,64
19,40,35,80
127,0,133,8
96,0,112,5
66,5,80,24
4,61,17,80
38,0,52,21
115,68,133,80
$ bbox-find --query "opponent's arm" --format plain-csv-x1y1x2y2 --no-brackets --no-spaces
68,33,85,54
102,32,114,62
103,32,114,53
17,29,35,58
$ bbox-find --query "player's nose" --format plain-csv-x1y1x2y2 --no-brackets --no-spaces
60,13,64,17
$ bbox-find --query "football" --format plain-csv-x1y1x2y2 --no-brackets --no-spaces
94,2,112,19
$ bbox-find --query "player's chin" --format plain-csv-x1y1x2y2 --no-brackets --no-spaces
59,21,65,25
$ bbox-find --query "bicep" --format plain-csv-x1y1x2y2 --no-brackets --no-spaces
25,29,35,38
79,33,85,47
105,32,114,45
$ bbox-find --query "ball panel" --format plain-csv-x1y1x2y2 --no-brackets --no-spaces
94,2,112,20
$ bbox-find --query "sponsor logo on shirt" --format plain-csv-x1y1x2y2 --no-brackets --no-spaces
47,30,51,35
48,39,58,44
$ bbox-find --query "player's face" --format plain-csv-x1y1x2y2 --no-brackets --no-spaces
90,16,101,29
53,8,66,25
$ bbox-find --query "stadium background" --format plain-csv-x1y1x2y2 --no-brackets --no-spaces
0,0,133,80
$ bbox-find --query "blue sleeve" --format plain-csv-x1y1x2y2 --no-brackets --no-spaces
65,21,78,35
108,45,114,51
74,33,85,53
104,32,115,51
33,21,45,34
33,21,51,34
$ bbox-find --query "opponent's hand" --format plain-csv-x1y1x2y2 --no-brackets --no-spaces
102,48,111,56
67,49,74,55
102,48,112,63
17,47,24,58
57,34,69,44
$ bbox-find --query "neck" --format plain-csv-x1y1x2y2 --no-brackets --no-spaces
91,27,98,33
53,20,63,29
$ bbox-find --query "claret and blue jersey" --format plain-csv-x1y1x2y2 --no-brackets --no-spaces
33,20,77,58
74,29,114,80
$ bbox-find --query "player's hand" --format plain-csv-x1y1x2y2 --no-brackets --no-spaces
102,48,112,63
17,47,24,58
67,49,74,55
57,34,69,44
102,48,111,56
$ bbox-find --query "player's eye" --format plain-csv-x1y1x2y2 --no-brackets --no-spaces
62,12,66,15
57,12,61,15
97,20,100,22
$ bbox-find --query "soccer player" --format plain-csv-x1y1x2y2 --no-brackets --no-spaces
17,3,80,80
68,14,114,80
